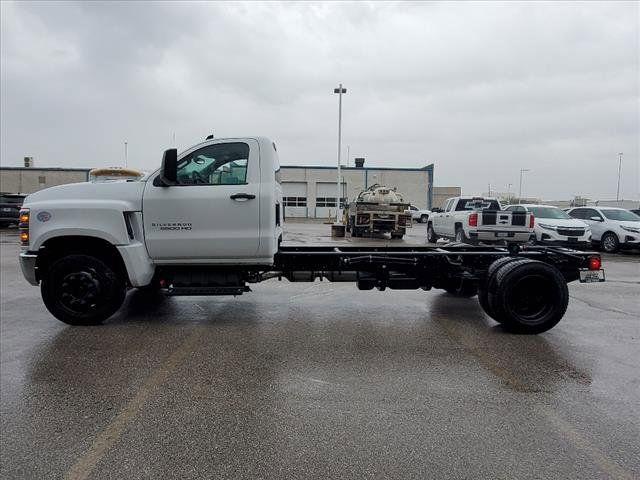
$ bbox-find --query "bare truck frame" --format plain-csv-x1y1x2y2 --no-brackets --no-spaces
155,243,604,335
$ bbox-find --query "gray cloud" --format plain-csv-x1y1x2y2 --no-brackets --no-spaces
1,0,638,201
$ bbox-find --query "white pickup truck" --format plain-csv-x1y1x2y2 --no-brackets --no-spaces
427,197,534,245
17,137,604,334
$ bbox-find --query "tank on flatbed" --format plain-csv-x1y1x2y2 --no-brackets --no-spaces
346,184,412,239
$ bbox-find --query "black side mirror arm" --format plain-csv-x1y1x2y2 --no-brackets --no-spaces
157,148,178,187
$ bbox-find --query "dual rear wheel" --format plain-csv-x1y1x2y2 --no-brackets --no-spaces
478,258,569,334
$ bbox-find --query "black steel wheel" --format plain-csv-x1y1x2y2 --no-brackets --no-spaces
489,259,568,334
41,254,126,325
420,214,428,223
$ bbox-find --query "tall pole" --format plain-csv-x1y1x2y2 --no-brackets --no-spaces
124,141,128,168
334,84,347,223
507,183,512,202
519,169,529,202
616,152,623,202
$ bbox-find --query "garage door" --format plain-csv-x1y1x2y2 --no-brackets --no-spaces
315,182,345,219
282,182,308,218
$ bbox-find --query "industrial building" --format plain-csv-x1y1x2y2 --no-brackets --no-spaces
1,161,461,217
0,167,90,194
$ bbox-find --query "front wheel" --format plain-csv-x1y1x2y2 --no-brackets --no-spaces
41,254,126,325
427,223,438,243
600,232,619,253
420,214,428,223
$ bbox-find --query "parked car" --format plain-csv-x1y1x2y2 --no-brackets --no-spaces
567,206,640,253
427,196,533,244
407,205,431,223
504,204,591,247
0,193,26,228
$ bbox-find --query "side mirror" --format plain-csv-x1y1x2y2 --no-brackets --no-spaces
157,148,178,186
589,216,602,222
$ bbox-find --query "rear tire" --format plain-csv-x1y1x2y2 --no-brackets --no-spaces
600,232,619,253
41,254,126,325
479,257,529,322
455,227,469,244
427,223,437,243
420,214,428,223
489,259,569,334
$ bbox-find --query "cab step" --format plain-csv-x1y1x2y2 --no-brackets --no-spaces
165,285,250,296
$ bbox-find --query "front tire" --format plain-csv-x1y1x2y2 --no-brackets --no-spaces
420,214,428,223
600,232,619,253
41,254,126,325
427,223,437,243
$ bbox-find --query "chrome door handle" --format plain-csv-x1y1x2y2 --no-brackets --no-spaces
230,193,256,200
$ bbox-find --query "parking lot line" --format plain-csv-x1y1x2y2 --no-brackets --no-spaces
64,327,202,480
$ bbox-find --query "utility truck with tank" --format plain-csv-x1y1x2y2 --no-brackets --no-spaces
427,196,534,245
18,136,604,334
345,184,412,239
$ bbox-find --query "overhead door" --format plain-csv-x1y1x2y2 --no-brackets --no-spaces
315,182,345,219
282,182,308,218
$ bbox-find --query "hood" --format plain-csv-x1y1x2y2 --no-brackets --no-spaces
24,180,146,211
618,221,640,230
535,218,588,228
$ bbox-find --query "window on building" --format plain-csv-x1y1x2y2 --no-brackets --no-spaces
38,176,46,185
316,197,347,208
283,197,307,207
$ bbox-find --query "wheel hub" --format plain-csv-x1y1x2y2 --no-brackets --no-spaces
60,271,101,312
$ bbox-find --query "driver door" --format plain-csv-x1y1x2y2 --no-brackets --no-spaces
142,139,260,262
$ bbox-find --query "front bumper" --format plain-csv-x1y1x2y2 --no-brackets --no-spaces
19,252,39,286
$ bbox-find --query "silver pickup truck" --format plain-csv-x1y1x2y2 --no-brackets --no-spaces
427,197,534,244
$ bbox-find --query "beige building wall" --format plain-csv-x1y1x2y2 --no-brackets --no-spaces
432,186,462,209
1,168,90,194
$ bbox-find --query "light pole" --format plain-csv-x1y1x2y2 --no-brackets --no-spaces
124,141,128,168
507,183,513,202
519,169,530,202
616,152,623,202
334,83,346,223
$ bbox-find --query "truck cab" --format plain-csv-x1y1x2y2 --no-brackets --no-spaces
20,137,283,288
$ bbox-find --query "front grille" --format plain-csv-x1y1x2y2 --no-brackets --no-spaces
557,228,585,237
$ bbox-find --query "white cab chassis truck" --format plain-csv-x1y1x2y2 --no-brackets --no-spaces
19,137,604,334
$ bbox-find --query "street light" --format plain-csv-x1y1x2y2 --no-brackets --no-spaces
124,141,128,168
334,83,347,223
519,169,530,202
616,152,623,202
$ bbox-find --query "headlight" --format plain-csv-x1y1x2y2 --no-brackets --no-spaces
538,223,557,231
621,225,640,233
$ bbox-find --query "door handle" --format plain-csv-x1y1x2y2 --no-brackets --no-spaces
230,193,256,200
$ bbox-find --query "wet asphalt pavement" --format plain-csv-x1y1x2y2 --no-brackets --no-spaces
1,224,639,479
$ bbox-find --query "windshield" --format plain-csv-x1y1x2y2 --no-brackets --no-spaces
0,195,25,204
601,209,640,221
527,207,571,219
455,198,500,211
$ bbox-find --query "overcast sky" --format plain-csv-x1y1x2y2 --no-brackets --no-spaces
1,1,638,200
